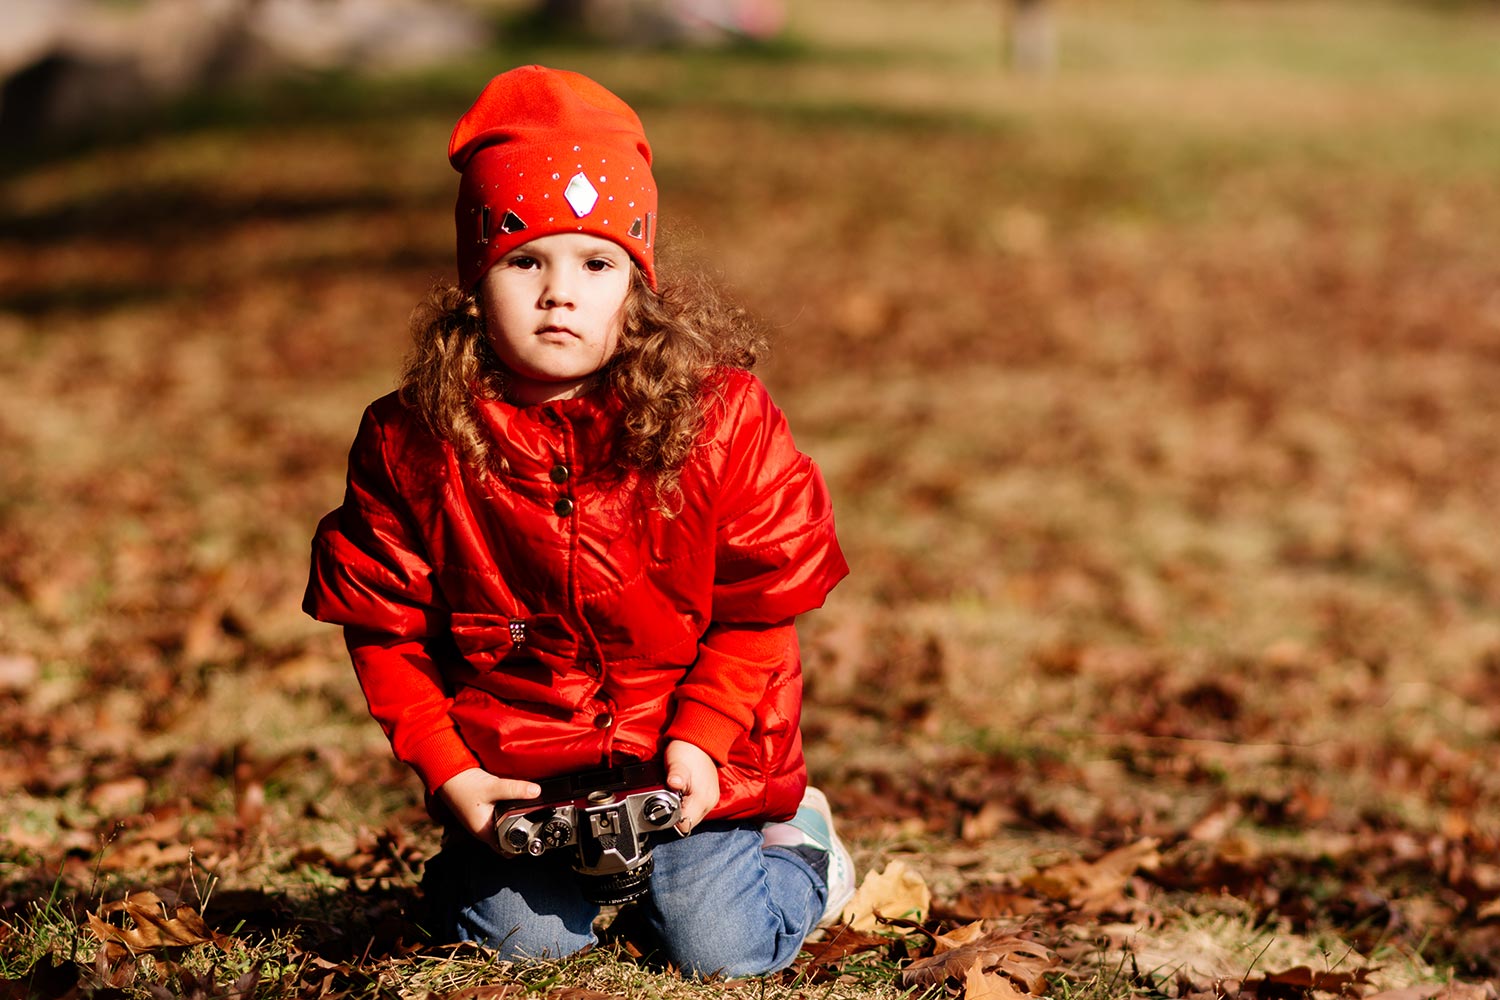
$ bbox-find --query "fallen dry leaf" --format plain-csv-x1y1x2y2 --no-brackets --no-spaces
842,858,932,932
1187,801,1243,842
938,885,1047,921
1022,839,1159,914
86,776,149,814
965,960,1034,1000
147,962,262,1000
1374,989,1500,1000
962,801,1016,842
94,839,195,872
87,890,231,955
1430,984,1499,1000
934,920,989,954
799,925,891,966
1244,965,1377,999
429,986,523,1000
544,989,619,1000
1363,989,1440,1000
901,931,1057,993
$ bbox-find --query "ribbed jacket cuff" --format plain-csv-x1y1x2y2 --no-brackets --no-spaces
664,699,743,766
406,730,482,794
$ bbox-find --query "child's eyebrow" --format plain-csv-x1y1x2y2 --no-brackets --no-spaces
577,241,628,258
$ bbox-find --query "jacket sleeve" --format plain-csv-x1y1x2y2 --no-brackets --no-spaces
665,375,848,760
303,406,479,793
710,374,849,624
665,620,795,764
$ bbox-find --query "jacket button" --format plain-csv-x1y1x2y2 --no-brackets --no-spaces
549,464,570,484
553,497,575,516
593,712,613,729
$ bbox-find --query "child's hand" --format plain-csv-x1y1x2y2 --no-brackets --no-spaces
664,739,720,835
437,767,541,849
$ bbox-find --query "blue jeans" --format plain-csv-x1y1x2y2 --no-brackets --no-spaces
422,821,827,978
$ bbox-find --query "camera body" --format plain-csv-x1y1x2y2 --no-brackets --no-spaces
493,760,682,905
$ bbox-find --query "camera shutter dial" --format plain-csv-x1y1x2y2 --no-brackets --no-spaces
541,818,573,848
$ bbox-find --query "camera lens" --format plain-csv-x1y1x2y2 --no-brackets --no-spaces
579,858,654,905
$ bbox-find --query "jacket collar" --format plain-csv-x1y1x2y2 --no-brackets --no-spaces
475,388,624,480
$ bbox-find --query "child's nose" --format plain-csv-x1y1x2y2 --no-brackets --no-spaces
540,273,575,308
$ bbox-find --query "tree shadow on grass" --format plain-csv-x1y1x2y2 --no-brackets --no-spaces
0,254,443,317
0,186,410,246
204,882,436,964
0,875,454,999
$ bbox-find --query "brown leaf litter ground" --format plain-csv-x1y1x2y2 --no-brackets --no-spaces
3,2,1500,997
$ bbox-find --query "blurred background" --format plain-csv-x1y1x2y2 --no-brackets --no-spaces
3,0,1500,988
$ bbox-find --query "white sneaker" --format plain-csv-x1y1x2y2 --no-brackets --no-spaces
762,785,856,927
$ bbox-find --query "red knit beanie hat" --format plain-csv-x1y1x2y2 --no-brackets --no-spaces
449,65,658,290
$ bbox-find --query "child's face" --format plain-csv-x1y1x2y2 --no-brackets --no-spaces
479,232,633,405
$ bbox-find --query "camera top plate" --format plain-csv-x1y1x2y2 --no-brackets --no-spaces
500,758,669,811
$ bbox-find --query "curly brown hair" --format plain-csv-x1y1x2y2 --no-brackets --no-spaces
399,258,766,506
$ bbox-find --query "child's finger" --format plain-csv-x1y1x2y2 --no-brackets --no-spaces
674,799,698,835
679,785,717,834
494,779,542,800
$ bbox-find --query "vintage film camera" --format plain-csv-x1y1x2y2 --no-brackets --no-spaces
492,760,683,905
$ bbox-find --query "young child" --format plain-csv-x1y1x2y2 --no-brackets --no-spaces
302,65,853,977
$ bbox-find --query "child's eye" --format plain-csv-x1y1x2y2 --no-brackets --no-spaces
506,256,539,269
584,258,613,272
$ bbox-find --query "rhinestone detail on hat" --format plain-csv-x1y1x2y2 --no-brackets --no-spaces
564,173,599,217
499,210,527,234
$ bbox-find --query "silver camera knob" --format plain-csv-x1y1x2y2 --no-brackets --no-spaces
501,820,533,852
642,793,677,826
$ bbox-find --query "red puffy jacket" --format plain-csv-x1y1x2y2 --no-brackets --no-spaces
303,369,848,821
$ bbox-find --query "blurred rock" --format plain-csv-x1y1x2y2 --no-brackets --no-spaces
0,0,79,81
0,653,40,692
231,0,492,77
1,0,490,142
542,0,785,47
1004,0,1056,76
